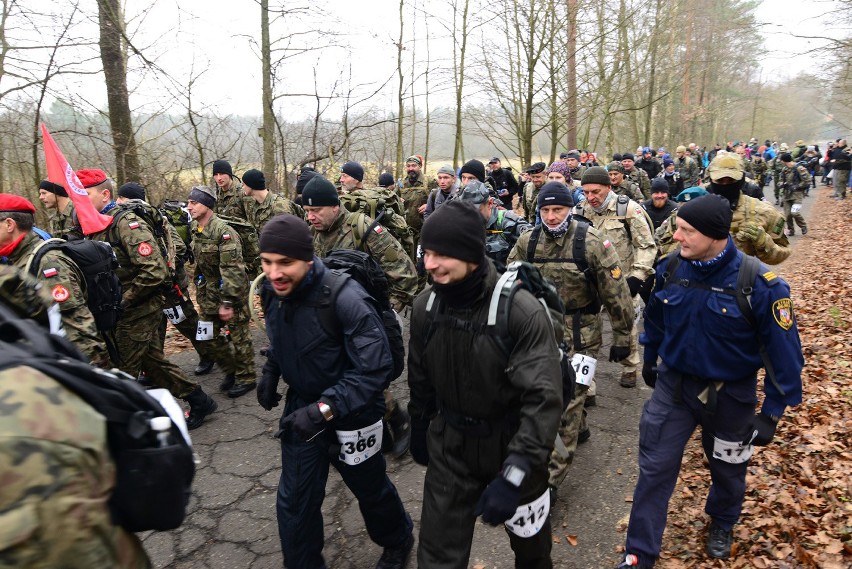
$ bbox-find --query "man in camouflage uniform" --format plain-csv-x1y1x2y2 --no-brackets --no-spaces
37,180,76,238
458,180,531,271
578,167,658,388
564,150,586,181
770,143,789,205
0,195,110,367
520,162,548,225
212,159,247,219
399,155,433,260
508,181,633,503
622,153,651,199
607,162,644,202
187,185,256,397
734,145,754,179
79,168,217,429
751,153,769,187
656,153,792,264
673,146,701,188
0,266,150,569
778,153,810,237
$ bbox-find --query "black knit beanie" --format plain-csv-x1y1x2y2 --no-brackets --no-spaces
341,161,364,182
302,176,340,206
188,186,216,209
296,170,317,194
212,159,234,178
259,214,314,261
39,180,67,197
378,172,395,187
420,200,485,263
677,194,732,240
581,166,611,186
118,182,146,201
459,159,486,182
242,169,266,190
537,181,574,208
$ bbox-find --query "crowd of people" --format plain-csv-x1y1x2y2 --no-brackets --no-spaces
0,133,833,567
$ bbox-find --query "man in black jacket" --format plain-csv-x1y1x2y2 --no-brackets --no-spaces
829,139,850,199
256,214,413,569
488,157,520,210
408,200,562,569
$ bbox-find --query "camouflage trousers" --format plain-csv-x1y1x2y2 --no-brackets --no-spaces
114,306,199,399
833,169,849,197
158,289,218,363
783,194,807,233
198,309,256,385
549,313,603,488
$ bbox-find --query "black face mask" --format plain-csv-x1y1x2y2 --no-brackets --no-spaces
708,178,745,209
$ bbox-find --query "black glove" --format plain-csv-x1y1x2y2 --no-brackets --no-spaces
280,403,326,442
743,412,779,446
257,362,282,411
410,416,430,466
627,276,643,297
642,362,658,387
474,456,529,526
609,345,630,362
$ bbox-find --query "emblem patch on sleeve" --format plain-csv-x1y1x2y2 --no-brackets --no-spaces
223,233,231,240
772,298,794,330
610,266,622,280
52,284,70,302
603,239,612,249
373,225,384,234
128,221,140,229
43,267,58,278
138,242,153,256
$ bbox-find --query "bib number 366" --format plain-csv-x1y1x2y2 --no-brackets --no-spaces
336,419,383,466
505,489,550,538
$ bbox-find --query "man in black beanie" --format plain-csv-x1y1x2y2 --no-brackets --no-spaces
241,168,303,266
339,160,365,191
116,181,146,203
37,179,76,238
617,192,803,567
211,159,246,219
458,158,486,186
408,199,562,568
256,213,415,569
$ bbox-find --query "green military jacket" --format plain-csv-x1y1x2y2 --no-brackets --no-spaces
49,200,76,239
613,179,644,203
400,172,432,233
215,180,247,220
6,232,109,367
508,220,634,348
521,180,542,221
626,167,652,199
312,209,417,310
780,164,812,196
191,214,249,316
656,193,791,264
578,195,658,281
244,191,304,234
673,156,700,188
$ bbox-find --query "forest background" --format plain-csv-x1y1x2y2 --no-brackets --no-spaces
0,0,849,212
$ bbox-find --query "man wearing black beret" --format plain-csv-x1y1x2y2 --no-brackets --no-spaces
37,179,76,238
520,161,548,225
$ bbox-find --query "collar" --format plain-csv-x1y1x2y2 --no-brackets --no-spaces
0,232,29,260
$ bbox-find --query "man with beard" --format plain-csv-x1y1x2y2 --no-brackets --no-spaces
637,147,662,181
642,179,679,230
400,155,434,259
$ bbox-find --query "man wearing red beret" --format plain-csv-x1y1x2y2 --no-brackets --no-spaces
0,194,109,367
79,169,218,429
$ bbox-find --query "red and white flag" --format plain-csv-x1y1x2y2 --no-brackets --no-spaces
41,123,112,235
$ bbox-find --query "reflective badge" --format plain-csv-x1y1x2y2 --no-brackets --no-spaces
42,267,58,278
505,489,550,538
223,233,231,240
51,284,70,302
163,305,187,325
374,225,384,234
610,266,622,280
128,221,140,229
337,419,383,466
712,436,753,464
603,239,612,249
137,242,153,256
196,320,214,341
772,298,794,330
571,353,598,386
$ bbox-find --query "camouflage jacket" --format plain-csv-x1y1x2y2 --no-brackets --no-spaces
4,232,109,367
0,365,150,568
244,191,304,234
215,180,247,220
578,195,658,281
613,179,644,202
312,209,417,310
780,164,812,195
48,200,76,239
400,171,433,233
674,156,700,187
521,180,542,222
507,220,633,347
656,194,791,264
625,167,652,199
191,214,249,316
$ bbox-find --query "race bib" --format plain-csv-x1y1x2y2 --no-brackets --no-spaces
163,305,187,325
712,436,754,464
505,489,550,538
790,204,802,214
196,320,214,341
571,353,598,386
337,419,383,466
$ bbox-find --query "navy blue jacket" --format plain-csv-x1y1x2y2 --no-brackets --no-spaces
641,238,803,417
262,258,392,427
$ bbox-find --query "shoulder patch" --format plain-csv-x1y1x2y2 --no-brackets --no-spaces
772,298,794,330
610,265,623,280
137,242,153,257
128,221,140,229
759,270,782,286
223,233,231,240
52,284,70,302
373,225,384,234
43,267,58,278
603,239,612,249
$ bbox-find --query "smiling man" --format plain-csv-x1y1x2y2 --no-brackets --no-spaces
256,213,414,569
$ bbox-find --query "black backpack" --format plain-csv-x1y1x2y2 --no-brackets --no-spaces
26,238,123,333
319,249,405,381
0,302,195,532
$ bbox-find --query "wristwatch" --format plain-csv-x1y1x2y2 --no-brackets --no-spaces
502,464,526,488
317,402,334,422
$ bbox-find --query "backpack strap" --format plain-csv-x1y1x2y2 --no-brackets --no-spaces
315,269,349,341
615,195,633,242
25,238,65,276
526,226,542,261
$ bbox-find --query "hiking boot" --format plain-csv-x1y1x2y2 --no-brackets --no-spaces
194,359,215,375
705,521,733,559
615,553,653,568
227,382,257,398
584,395,597,407
375,533,414,569
578,427,591,444
801,226,808,235
219,373,236,392
185,386,217,430
385,406,412,459
620,372,637,388
259,345,269,357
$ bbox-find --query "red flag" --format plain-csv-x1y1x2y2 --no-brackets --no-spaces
41,124,112,235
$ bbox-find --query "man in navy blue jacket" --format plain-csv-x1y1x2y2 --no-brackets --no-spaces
616,195,804,568
256,214,413,569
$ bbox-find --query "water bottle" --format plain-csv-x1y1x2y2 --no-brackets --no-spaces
150,416,173,448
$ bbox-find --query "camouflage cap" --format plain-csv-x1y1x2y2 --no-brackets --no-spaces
706,153,745,182
606,161,625,174
795,139,805,146
458,180,492,204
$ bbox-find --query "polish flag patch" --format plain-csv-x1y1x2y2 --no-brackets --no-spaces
128,221,140,229
52,284,70,302
138,242,153,256
603,240,612,249
373,225,384,234
42,267,58,278
223,234,231,240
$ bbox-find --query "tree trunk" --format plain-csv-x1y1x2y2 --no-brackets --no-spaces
452,0,470,169
395,0,405,179
260,0,277,191
566,0,578,150
97,0,139,184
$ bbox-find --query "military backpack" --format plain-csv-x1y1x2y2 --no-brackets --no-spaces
341,189,413,254
217,214,260,275
160,200,194,263
111,199,178,287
